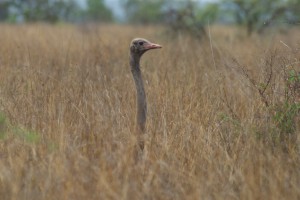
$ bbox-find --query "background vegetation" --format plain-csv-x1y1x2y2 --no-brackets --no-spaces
0,0,299,35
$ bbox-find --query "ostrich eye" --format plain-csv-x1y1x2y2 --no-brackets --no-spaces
139,41,144,45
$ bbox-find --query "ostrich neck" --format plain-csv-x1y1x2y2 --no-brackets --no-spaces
130,53,147,132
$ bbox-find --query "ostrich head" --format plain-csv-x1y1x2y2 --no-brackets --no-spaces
130,38,162,59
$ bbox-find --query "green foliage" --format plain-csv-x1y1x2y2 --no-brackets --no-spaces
273,102,300,134
287,69,300,84
273,69,300,135
13,126,40,144
0,112,41,143
1,0,114,23
0,1,10,21
196,3,219,23
221,0,295,35
0,112,7,140
267,66,299,143
85,0,113,22
122,0,220,38
235,51,299,147
1,0,83,23
163,1,208,39
122,0,164,24
285,68,300,103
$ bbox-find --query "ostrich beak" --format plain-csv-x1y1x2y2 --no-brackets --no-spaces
145,43,162,50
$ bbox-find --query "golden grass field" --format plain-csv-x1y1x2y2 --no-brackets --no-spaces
0,24,299,199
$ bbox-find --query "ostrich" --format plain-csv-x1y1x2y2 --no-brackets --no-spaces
129,38,162,151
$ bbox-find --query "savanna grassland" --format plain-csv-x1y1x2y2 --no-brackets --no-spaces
0,24,299,200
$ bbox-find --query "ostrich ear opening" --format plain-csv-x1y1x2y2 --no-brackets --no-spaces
130,45,136,52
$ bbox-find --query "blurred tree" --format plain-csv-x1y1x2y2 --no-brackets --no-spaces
0,0,10,21
10,0,82,23
165,1,207,39
122,0,215,39
196,3,219,24
285,0,300,24
222,0,299,35
85,0,113,22
122,0,164,24
59,0,84,22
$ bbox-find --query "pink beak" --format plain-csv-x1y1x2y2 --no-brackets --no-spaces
144,43,162,50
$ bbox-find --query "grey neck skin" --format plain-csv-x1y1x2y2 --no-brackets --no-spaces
130,52,147,133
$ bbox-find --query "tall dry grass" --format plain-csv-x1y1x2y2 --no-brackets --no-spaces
0,24,299,200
